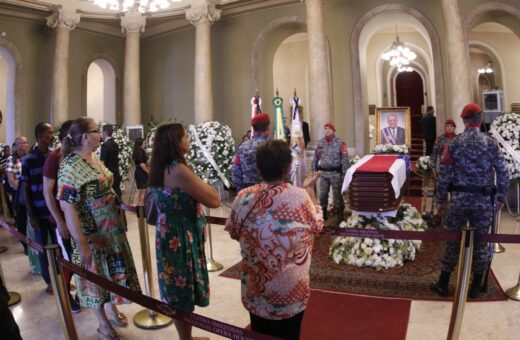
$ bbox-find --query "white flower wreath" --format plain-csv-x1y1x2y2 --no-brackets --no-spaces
186,121,235,184
372,144,409,155
417,156,432,172
329,203,427,269
490,112,520,182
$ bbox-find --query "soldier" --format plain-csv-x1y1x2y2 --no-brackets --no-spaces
232,113,270,191
312,123,348,220
431,119,457,179
431,103,509,299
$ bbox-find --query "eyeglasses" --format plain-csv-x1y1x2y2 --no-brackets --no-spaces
86,129,100,134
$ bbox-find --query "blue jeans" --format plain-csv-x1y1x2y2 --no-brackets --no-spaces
34,219,57,285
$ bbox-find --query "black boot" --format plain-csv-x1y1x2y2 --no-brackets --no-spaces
322,208,328,221
430,271,451,297
469,272,484,299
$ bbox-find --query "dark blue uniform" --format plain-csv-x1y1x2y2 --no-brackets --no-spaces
231,133,269,191
437,128,509,274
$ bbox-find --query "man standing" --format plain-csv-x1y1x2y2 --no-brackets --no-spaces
431,103,509,299
6,136,29,253
381,113,405,145
21,123,56,294
100,124,122,198
232,113,270,191
312,123,348,220
422,106,437,155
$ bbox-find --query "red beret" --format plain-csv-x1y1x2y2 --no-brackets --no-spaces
445,119,456,127
460,103,481,119
324,122,336,131
251,113,270,126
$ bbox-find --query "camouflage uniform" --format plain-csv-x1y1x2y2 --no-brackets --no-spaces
231,133,269,191
431,133,453,176
437,128,509,274
312,136,348,217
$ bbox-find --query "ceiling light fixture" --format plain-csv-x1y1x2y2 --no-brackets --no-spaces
90,0,182,13
397,66,414,73
381,25,417,69
478,61,494,74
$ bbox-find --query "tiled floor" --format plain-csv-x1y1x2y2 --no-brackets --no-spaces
1,204,520,340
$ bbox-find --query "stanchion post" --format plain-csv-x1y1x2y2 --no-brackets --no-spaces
133,206,172,329
204,206,223,272
505,272,520,301
493,210,505,253
45,245,78,340
447,228,474,340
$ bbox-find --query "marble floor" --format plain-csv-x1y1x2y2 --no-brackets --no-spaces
1,204,520,340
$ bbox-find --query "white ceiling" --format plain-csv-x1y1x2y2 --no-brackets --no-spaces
7,0,239,17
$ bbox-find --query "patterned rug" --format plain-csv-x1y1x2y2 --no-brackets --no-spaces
220,235,507,301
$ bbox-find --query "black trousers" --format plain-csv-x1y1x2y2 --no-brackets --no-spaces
14,202,27,252
425,139,435,156
0,276,22,340
250,311,305,340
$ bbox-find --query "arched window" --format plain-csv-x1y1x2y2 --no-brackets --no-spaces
86,59,116,124
0,47,16,144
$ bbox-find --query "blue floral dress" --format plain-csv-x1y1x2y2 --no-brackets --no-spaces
151,161,210,311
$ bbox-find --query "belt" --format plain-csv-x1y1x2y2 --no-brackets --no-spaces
318,166,342,173
448,184,496,196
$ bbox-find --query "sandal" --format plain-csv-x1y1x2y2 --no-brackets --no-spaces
97,328,123,340
108,312,128,327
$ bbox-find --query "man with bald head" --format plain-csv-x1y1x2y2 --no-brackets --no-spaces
381,113,405,145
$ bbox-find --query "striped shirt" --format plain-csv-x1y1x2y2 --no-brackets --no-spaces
20,146,50,219
5,155,22,180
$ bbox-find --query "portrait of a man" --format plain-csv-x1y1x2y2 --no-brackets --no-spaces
376,107,411,146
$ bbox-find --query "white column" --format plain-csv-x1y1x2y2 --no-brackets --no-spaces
47,9,80,124
186,1,221,124
304,0,333,140
121,5,146,126
441,0,472,131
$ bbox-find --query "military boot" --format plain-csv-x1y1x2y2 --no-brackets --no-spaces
430,271,451,297
469,272,484,299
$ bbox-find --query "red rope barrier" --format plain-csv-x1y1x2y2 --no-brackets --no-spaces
321,226,462,242
120,203,138,214
0,219,44,253
58,258,278,340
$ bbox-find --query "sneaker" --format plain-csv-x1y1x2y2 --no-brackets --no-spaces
69,295,81,314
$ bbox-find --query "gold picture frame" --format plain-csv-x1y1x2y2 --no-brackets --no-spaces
375,107,411,146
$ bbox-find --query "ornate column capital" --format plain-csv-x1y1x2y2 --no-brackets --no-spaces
46,9,81,31
121,5,147,34
185,1,221,26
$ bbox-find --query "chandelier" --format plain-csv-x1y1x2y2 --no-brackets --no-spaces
90,0,182,12
381,26,417,69
397,66,414,73
478,61,493,74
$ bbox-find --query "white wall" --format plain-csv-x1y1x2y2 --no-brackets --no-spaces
0,56,6,143
272,33,310,123
86,59,116,124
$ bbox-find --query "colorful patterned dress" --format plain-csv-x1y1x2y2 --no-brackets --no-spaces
57,153,141,308
151,161,209,312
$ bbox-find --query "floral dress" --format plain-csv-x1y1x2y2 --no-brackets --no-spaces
151,161,209,312
57,153,141,308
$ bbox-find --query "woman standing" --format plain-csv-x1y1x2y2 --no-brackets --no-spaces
132,137,149,205
225,140,323,340
431,119,457,178
58,117,141,340
148,123,220,340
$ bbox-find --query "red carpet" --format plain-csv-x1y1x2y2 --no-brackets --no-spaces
301,289,410,340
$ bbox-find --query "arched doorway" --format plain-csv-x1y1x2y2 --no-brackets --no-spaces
0,46,16,144
272,32,310,124
395,70,424,142
86,59,116,124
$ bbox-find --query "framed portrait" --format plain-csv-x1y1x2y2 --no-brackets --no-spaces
375,107,411,146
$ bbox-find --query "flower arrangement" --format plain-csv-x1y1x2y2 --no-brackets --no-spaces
416,156,432,172
349,155,361,167
491,112,520,181
110,126,133,182
329,203,427,269
372,144,409,155
186,121,235,185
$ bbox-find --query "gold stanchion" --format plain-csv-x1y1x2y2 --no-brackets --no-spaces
204,206,223,272
134,206,172,329
0,180,12,222
493,210,505,253
505,272,520,301
45,245,78,340
447,228,474,340
0,255,21,306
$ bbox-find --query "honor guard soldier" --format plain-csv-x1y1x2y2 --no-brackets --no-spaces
431,103,509,299
232,113,270,191
312,123,348,220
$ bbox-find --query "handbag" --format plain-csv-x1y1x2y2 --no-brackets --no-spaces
144,188,158,225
